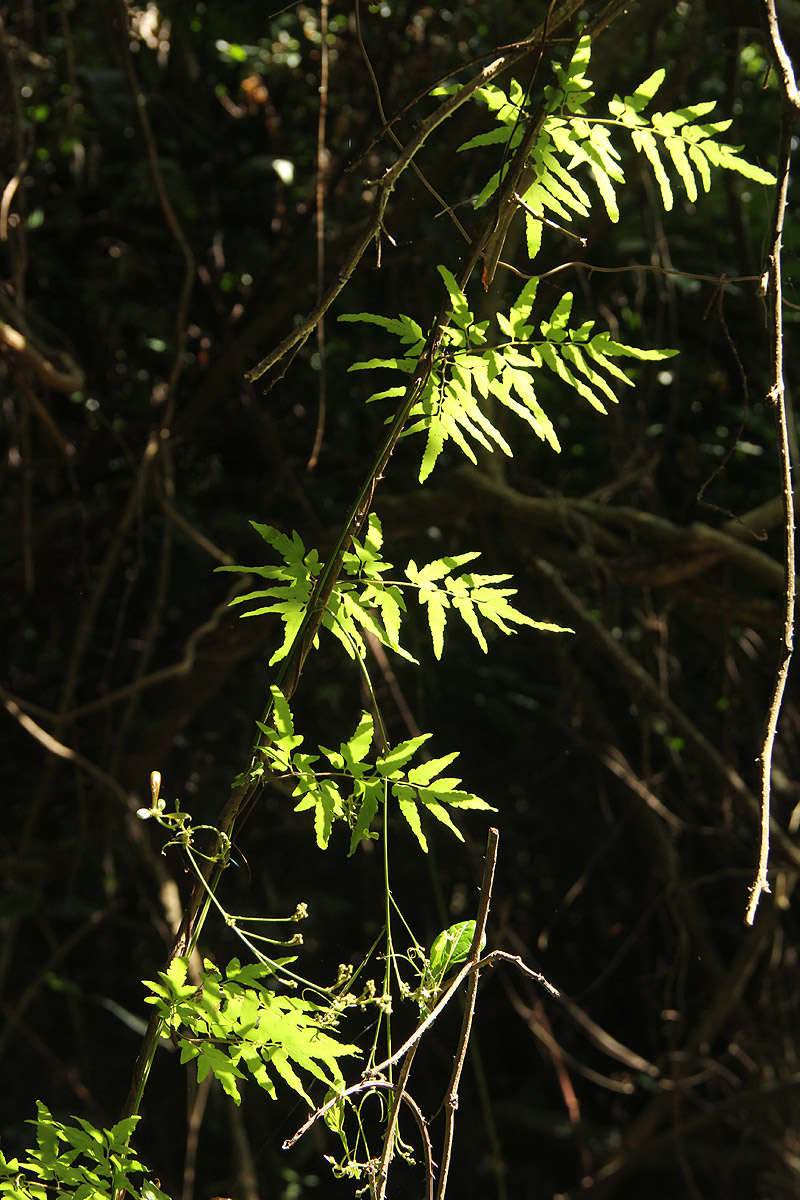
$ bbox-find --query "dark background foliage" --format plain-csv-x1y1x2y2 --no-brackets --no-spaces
2,1,799,1198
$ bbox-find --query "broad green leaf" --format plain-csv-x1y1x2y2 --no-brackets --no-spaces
429,920,481,979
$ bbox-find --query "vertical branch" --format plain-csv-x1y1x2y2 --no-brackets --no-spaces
746,2,798,925
435,828,499,1200
115,0,195,429
307,0,329,471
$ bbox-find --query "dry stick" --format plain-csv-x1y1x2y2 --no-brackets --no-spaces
306,0,329,471
115,0,194,433
0,316,85,392
434,828,499,1200
512,989,592,1182
0,688,135,813
182,1073,212,1200
110,0,196,763
0,156,28,241
155,490,235,564
374,1042,421,1200
283,948,557,1151
504,982,638,1095
341,1078,435,1200
374,835,503,1200
764,0,800,112
532,556,800,871
746,3,797,926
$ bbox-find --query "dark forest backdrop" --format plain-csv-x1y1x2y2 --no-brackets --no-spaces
2,1,800,1198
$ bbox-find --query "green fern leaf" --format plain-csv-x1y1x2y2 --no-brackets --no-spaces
348,780,382,855
377,734,432,775
632,127,673,208
338,311,423,344
396,788,428,851
626,68,666,111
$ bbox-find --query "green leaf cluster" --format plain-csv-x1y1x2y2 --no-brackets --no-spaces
343,270,676,479
0,1104,168,1200
219,513,564,665
257,686,495,852
143,957,358,1106
459,34,774,253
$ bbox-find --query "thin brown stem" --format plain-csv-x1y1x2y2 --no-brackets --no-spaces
435,829,498,1200
306,0,329,471
746,3,797,924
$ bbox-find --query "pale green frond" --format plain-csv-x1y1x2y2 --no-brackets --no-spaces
541,344,606,413
631,128,672,209
665,135,697,202
377,734,432,775
458,126,517,152
561,343,620,407
419,416,446,482
396,791,428,852
348,355,417,374
338,311,424,344
437,265,472,328
453,596,489,652
688,142,712,192
626,68,666,111
407,753,460,786
585,152,620,221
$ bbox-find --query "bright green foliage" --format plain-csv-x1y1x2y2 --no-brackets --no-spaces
455,34,775,251
143,957,359,1106
414,921,486,1016
403,548,569,659
0,1104,168,1200
216,524,323,665
343,271,676,480
217,516,415,665
255,686,495,852
429,920,481,980
220,513,566,667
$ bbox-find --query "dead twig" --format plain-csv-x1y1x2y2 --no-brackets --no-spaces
746,0,797,925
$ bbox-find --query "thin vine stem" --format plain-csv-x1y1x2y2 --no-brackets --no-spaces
746,2,797,925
